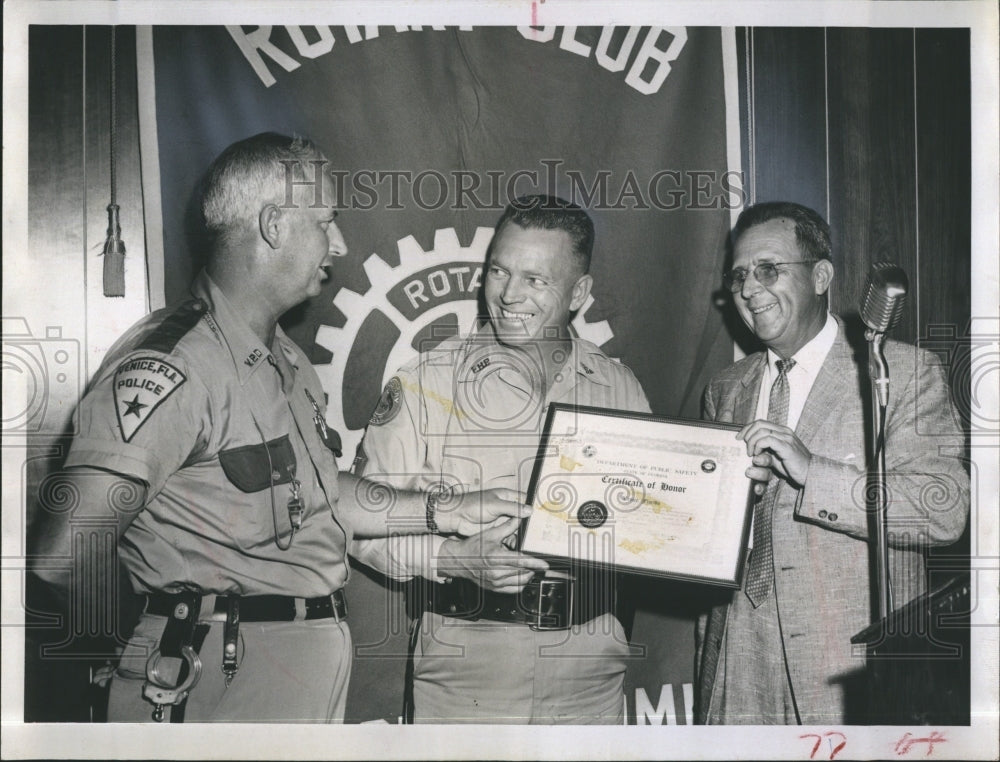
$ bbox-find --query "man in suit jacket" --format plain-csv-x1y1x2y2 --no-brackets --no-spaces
695,201,969,724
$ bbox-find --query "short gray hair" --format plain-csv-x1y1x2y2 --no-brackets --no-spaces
201,132,326,243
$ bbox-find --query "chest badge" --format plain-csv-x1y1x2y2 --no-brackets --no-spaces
304,387,342,457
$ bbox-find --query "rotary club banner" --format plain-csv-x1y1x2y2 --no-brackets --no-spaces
148,24,741,723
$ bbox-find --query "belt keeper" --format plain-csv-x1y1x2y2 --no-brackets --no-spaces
158,591,203,658
222,597,240,685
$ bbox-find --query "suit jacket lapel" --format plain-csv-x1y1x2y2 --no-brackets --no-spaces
733,354,766,424
795,325,857,446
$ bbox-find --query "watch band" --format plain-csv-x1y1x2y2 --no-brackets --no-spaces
425,490,440,533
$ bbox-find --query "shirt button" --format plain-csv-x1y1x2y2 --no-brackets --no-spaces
271,470,282,481
828,513,838,522
818,509,828,519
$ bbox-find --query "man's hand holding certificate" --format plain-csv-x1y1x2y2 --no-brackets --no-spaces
521,404,755,587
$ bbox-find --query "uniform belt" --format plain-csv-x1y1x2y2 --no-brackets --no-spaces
417,576,613,630
143,590,348,622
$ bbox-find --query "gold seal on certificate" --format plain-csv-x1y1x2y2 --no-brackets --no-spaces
520,404,755,587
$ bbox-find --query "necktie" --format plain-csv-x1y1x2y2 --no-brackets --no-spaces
745,358,795,607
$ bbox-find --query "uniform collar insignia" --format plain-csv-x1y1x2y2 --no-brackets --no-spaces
191,271,274,386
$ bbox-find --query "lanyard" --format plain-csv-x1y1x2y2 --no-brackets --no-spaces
265,354,349,576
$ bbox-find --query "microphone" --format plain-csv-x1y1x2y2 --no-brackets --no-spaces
861,263,907,409
860,262,909,333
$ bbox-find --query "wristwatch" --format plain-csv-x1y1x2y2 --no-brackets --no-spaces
425,490,441,533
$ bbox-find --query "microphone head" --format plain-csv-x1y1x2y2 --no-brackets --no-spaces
860,262,909,333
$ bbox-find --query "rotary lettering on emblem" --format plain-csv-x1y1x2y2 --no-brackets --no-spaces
369,377,403,426
577,500,608,529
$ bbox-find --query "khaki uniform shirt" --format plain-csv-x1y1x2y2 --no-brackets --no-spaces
352,326,650,576
66,272,350,596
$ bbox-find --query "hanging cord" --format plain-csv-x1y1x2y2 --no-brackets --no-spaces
102,26,126,297
252,414,297,552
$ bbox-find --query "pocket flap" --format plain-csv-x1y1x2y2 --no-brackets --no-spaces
218,435,296,493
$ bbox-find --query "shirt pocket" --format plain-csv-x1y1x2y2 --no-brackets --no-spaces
218,435,297,492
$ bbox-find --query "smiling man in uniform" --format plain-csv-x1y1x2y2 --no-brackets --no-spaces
31,132,525,723
352,194,651,723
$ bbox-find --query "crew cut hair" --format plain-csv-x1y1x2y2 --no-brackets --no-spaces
732,201,832,262
200,132,326,244
493,194,595,274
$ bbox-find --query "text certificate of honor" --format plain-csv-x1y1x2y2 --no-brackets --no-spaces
521,404,755,587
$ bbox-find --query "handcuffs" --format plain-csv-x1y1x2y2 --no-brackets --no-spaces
143,644,203,722
141,593,241,722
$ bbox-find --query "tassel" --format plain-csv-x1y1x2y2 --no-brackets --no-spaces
102,203,126,297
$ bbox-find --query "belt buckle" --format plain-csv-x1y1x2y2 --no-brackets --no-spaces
305,591,347,622
528,577,573,631
330,590,347,622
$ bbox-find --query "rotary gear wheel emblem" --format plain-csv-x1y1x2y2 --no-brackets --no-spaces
313,227,614,466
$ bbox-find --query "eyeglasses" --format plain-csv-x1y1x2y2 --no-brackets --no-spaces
723,260,818,293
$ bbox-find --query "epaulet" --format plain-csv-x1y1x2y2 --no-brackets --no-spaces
137,299,207,354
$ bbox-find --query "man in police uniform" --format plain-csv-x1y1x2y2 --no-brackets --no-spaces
32,133,524,723
352,195,651,723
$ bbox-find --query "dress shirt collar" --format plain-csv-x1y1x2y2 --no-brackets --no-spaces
757,312,838,427
765,311,838,380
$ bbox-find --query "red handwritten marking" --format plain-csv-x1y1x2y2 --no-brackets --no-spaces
800,734,823,759
527,0,547,37
894,731,948,757
800,732,847,760
826,732,847,759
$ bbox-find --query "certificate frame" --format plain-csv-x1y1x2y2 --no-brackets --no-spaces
519,403,754,588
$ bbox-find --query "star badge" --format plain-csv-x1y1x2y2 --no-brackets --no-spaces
122,395,148,418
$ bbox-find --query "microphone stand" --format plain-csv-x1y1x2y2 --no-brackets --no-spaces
865,328,892,620
855,321,970,725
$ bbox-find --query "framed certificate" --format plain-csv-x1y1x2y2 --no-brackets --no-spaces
520,404,754,588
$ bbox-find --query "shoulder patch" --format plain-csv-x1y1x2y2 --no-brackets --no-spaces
113,357,187,442
369,376,403,426
137,299,207,354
